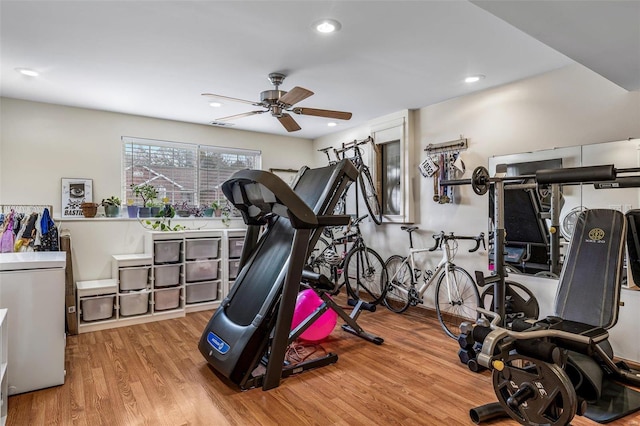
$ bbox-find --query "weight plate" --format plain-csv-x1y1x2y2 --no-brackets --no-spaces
481,281,540,323
472,166,490,195
493,353,577,426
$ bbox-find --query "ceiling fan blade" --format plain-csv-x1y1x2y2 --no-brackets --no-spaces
292,107,352,120
279,87,314,106
278,113,301,132
216,110,266,121
202,93,261,106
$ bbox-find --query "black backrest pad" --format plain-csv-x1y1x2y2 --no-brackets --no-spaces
504,188,548,246
224,164,345,326
555,209,626,328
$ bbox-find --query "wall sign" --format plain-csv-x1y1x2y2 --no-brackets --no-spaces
61,178,93,217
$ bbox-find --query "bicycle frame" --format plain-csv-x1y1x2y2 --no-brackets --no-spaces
393,239,459,301
313,222,363,286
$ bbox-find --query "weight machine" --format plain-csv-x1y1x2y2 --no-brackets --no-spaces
442,164,640,425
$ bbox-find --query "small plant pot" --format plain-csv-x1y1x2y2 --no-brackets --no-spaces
127,205,139,218
80,202,99,218
138,207,151,218
214,209,222,217
150,207,161,217
203,208,214,217
104,205,120,217
176,210,190,217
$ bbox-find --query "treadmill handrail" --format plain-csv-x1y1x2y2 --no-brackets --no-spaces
222,160,357,229
223,169,317,228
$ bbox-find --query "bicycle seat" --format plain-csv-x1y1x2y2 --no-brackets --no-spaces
400,226,419,233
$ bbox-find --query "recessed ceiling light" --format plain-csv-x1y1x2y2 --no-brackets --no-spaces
15,68,39,77
209,102,222,107
327,122,337,127
465,75,485,83
314,19,341,34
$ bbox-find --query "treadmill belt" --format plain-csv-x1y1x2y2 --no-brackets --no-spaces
225,219,293,326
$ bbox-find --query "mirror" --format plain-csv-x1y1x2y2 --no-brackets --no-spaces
488,139,640,279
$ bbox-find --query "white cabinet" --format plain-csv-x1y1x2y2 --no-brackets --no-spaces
75,229,245,332
0,252,66,395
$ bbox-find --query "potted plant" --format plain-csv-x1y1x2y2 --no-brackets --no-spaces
130,183,158,218
174,201,191,217
212,200,224,217
80,202,99,218
204,200,224,217
147,199,163,217
101,196,121,217
126,198,138,218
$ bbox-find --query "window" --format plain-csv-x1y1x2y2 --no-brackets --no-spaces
371,111,414,223
122,136,261,207
380,140,401,215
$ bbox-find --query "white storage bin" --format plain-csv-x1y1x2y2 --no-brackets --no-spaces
186,281,219,304
154,240,181,264
185,238,220,260
154,264,181,287
119,266,150,291
119,291,150,317
154,288,181,311
228,237,244,258
81,295,115,321
229,259,241,280
185,259,220,282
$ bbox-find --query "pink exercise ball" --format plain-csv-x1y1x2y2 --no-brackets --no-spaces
291,289,338,342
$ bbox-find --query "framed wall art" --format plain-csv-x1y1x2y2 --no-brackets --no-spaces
61,178,93,217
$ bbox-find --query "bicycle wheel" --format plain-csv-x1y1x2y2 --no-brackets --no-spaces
307,237,332,280
359,167,383,225
383,255,412,313
344,246,387,305
434,265,480,339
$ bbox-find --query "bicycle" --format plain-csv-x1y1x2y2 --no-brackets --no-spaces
318,136,383,224
307,215,387,305
384,228,484,339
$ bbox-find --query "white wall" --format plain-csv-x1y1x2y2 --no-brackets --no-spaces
0,98,314,281
314,64,640,361
3,64,640,360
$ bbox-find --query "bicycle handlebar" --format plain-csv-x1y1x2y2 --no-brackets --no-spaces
333,137,375,158
429,231,486,252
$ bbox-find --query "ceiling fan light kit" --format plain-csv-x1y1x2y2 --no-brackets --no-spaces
202,73,352,132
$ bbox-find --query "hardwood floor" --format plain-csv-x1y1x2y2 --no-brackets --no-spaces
8,300,640,425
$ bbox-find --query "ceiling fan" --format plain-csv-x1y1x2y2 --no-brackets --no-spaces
202,73,352,132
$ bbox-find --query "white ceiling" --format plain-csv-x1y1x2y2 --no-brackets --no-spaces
1,1,637,140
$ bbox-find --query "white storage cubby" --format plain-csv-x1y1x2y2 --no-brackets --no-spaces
154,263,182,287
112,254,152,292
1,308,8,426
185,237,220,261
185,280,220,304
119,290,151,317
154,287,182,311
77,279,118,332
81,295,116,321
77,228,245,332
183,230,224,312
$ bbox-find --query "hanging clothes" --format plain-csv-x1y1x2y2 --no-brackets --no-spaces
14,212,39,252
1,210,16,253
39,208,59,251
